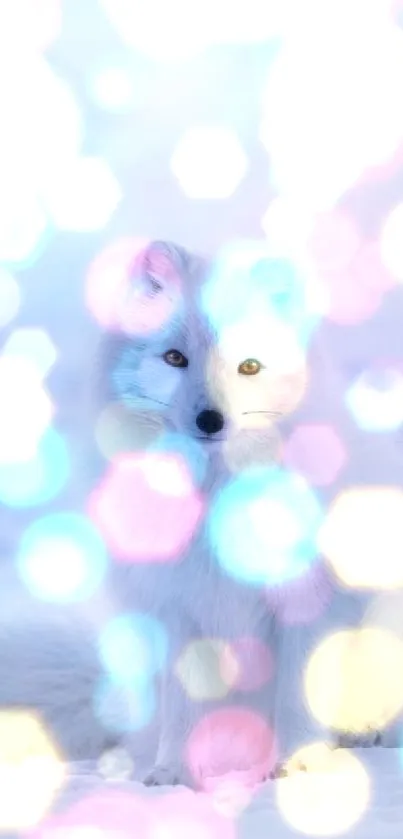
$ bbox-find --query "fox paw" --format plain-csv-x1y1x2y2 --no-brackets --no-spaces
270,760,307,780
336,730,381,748
143,764,187,787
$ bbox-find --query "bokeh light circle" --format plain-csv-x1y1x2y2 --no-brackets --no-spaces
208,466,322,587
175,639,239,702
17,512,108,602
153,787,237,839
186,707,276,789
88,451,204,563
89,64,135,113
98,611,168,688
202,240,317,345
380,201,403,281
283,423,346,487
31,789,156,839
171,126,248,200
0,356,53,464
305,627,403,734
85,236,149,328
276,745,370,837
3,327,57,378
95,401,165,460
86,237,181,336
0,427,69,507
0,709,65,832
319,487,403,589
0,269,20,327
42,155,122,232
94,678,156,735
346,364,403,431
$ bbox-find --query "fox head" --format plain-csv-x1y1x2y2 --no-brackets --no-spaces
100,240,312,448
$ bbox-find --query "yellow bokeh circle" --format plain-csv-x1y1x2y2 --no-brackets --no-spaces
276,744,370,836
0,709,65,831
319,487,403,589
305,627,403,734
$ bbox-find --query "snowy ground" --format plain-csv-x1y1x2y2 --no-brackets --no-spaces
23,748,403,838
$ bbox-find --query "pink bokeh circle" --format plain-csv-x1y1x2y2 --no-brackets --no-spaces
185,707,276,790
88,450,204,563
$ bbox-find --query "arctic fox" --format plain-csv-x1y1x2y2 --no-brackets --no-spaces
0,239,400,788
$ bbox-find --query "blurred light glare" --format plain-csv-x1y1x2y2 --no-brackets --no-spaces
208,466,322,587
319,487,403,589
260,22,403,209
0,269,20,327
0,57,83,186
36,790,155,838
0,356,53,464
305,210,362,273
0,427,70,508
88,451,204,563
17,513,108,602
42,156,122,232
185,707,275,789
101,0,288,61
315,241,394,326
202,241,317,345
346,366,403,431
276,744,370,837
175,639,239,701
261,198,317,259
380,202,403,281
0,0,62,54
3,328,57,378
99,612,168,688
0,179,48,266
283,423,346,486
90,65,135,112
171,126,248,200
94,678,156,735
305,627,403,735
100,0,209,60
0,709,65,832
85,236,149,328
95,401,165,460
153,789,237,839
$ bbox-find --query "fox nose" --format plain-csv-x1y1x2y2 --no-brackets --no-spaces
196,409,225,435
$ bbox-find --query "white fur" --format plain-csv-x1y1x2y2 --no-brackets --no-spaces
1,240,402,788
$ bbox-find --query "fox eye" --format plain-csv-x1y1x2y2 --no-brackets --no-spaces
238,358,262,376
163,349,188,368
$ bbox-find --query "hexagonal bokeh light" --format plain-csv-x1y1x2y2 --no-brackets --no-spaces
0,355,53,464
319,486,403,589
17,512,108,602
41,155,122,232
30,789,156,839
185,707,276,790
98,611,168,688
208,465,323,587
0,268,21,328
283,423,346,486
380,201,403,281
276,744,370,837
346,364,403,431
305,627,403,735
0,426,70,508
176,636,274,701
171,126,248,200
0,709,65,832
88,450,204,562
3,328,57,379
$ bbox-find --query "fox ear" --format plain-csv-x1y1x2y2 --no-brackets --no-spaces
132,240,189,296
